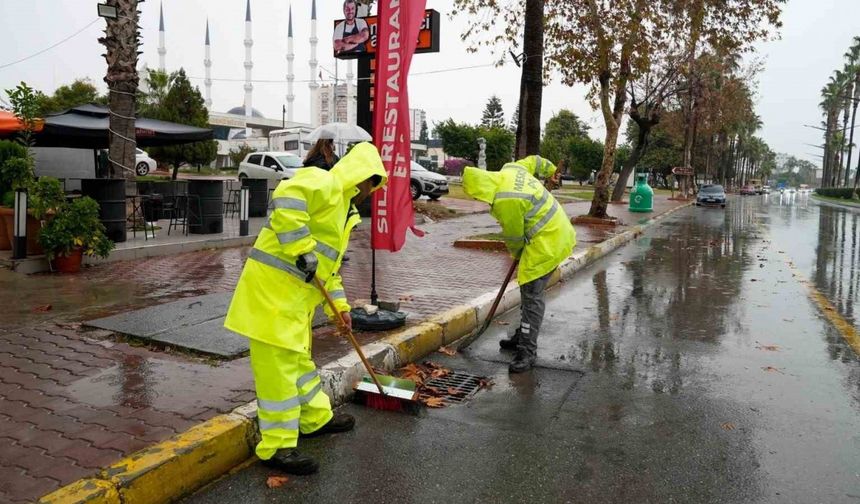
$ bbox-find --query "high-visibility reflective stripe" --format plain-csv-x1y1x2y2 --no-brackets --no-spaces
257,382,323,412
257,396,301,412
525,190,549,221
314,240,340,261
329,289,346,300
535,155,543,176
272,197,307,212
526,201,559,240
258,418,300,431
502,163,529,172
296,370,319,388
275,226,310,245
494,192,538,205
248,248,305,281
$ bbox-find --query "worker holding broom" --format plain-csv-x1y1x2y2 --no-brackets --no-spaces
225,142,387,475
463,156,575,373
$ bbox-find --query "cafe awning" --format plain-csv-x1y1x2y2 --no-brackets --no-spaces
0,104,213,149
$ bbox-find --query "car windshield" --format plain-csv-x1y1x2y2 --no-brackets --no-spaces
276,155,302,168
701,185,724,194
412,164,426,172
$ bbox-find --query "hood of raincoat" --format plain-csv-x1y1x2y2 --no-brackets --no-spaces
330,142,389,198
509,155,557,181
462,166,502,204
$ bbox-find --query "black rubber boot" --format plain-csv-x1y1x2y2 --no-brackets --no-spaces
261,449,319,475
509,350,536,373
301,413,355,438
499,330,521,351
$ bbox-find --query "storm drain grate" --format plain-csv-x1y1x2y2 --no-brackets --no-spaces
421,371,485,404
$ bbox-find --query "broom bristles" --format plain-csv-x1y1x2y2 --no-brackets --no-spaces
355,390,419,414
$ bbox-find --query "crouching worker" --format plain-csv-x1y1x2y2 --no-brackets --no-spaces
462,159,575,373
225,142,387,474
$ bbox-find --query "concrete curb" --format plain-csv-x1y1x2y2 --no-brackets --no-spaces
40,201,691,504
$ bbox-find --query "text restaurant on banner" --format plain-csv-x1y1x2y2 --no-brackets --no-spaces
371,0,428,252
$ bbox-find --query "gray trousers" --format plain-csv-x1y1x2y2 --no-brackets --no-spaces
517,270,554,356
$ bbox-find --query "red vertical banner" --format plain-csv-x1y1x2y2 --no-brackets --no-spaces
371,0,427,252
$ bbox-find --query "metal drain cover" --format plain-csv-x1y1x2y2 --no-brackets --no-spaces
421,370,485,405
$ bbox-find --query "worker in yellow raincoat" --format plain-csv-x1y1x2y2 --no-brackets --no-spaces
225,142,387,475
462,159,575,372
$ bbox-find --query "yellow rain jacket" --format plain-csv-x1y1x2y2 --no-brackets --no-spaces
512,155,557,181
463,165,575,285
225,142,388,352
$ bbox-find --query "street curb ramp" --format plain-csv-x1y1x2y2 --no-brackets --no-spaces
39,201,691,504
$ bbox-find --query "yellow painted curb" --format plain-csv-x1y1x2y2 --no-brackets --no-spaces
428,305,478,344
101,414,254,504
382,322,444,363
40,414,255,504
39,478,119,504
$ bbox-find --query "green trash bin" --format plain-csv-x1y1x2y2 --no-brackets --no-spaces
629,173,653,213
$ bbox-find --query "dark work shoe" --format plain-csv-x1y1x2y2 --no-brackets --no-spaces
509,350,536,373
300,413,355,438
499,329,522,351
499,336,519,351
261,449,319,475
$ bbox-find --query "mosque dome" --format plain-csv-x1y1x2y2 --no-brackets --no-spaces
227,106,266,118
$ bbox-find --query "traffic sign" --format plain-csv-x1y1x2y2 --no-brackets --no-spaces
672,166,693,176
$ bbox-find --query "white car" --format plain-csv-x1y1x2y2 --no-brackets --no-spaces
135,148,157,176
239,151,304,180
410,161,449,200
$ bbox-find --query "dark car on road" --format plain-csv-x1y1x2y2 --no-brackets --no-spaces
696,184,726,208
740,185,757,195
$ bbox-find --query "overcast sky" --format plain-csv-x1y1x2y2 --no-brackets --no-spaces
1,0,858,165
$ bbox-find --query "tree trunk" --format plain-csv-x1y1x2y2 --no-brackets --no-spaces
515,0,544,158
100,0,139,187
846,99,859,188
590,115,619,218
611,113,654,202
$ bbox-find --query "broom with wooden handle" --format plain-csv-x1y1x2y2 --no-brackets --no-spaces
312,275,420,412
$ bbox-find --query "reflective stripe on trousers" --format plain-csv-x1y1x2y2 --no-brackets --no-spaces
249,339,333,460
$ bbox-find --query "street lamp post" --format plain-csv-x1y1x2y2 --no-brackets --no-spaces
12,188,27,260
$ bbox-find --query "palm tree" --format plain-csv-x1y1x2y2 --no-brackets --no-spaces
821,74,847,187
844,38,860,187
98,0,140,181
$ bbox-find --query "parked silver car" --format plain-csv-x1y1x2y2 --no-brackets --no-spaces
238,151,303,180
410,162,449,200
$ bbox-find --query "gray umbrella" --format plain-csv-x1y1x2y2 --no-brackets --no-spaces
305,122,372,144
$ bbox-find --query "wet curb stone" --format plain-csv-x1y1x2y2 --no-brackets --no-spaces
39,201,691,504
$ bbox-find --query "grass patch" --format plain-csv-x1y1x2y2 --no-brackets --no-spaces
443,183,472,200
413,201,460,221
812,194,860,206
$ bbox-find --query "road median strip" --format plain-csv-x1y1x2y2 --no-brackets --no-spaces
40,201,691,504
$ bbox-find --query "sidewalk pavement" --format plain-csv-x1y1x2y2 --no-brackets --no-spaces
0,195,685,502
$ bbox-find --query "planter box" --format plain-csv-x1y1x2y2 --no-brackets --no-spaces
0,206,44,255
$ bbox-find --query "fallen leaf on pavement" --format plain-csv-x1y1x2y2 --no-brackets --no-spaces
437,346,457,356
761,366,784,374
430,368,450,379
423,386,443,395
266,475,290,488
423,361,444,370
399,363,426,385
478,378,495,390
421,396,446,408
447,387,465,396
495,320,511,326
756,345,780,352
32,304,52,313
720,422,736,431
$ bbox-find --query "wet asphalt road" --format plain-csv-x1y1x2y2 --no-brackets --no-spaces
185,194,860,504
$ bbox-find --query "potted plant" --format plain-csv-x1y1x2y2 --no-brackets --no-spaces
39,196,114,273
